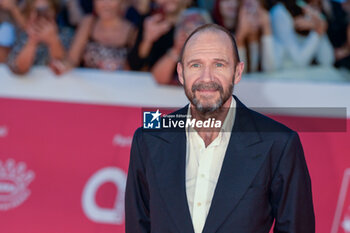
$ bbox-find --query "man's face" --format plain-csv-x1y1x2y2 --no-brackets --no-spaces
177,30,243,114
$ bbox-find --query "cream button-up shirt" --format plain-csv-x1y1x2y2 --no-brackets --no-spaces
185,97,236,233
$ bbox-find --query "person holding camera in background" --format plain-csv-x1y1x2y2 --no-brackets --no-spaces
326,0,350,70
213,0,276,73
151,8,212,85
7,0,73,75
270,0,334,69
127,0,191,71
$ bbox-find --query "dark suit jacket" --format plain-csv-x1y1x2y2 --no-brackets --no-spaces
125,96,315,233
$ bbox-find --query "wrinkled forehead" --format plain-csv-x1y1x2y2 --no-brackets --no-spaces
183,30,234,62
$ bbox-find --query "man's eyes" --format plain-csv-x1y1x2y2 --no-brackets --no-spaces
189,63,225,68
190,63,201,68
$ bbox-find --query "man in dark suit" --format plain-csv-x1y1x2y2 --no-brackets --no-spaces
125,24,315,233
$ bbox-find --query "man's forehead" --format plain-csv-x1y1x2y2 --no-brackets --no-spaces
183,30,233,59
188,29,230,42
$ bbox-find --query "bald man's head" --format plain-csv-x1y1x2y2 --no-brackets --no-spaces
176,24,245,115
179,24,240,66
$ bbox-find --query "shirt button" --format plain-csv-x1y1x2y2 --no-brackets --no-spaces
201,174,205,178
197,202,202,207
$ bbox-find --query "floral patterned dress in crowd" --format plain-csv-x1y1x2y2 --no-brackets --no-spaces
82,41,128,71
81,22,134,71
7,27,73,72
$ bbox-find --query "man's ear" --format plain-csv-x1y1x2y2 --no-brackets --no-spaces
177,62,184,85
234,62,244,85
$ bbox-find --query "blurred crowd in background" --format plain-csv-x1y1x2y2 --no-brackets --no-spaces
0,0,349,85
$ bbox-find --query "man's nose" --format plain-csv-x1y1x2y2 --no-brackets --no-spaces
200,65,214,82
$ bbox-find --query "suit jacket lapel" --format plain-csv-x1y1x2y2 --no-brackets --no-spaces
202,97,273,233
150,106,195,233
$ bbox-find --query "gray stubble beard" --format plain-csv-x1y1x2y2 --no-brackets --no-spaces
183,71,235,114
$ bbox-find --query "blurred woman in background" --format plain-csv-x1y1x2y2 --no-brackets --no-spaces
0,0,25,62
326,0,350,70
270,0,334,69
66,0,137,71
127,0,190,71
151,8,212,84
7,0,72,74
0,14,15,62
213,0,276,72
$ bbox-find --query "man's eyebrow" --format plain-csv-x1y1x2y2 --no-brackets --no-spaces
213,58,229,64
186,59,202,65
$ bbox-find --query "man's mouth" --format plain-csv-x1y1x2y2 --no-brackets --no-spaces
197,89,218,93
192,82,222,94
